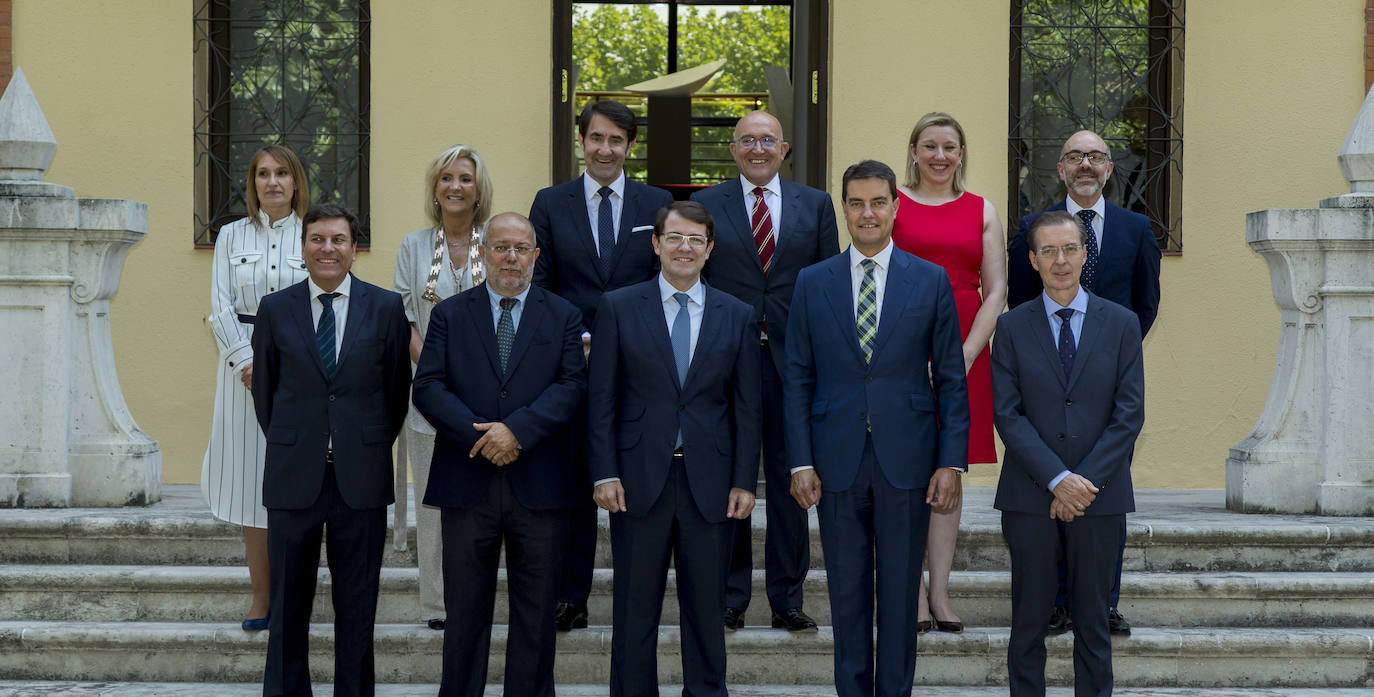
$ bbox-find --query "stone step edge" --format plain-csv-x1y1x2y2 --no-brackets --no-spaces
3,621,1372,655
0,683,1360,697
4,565,1373,600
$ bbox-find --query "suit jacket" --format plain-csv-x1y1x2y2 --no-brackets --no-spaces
990,290,1143,516
692,178,840,369
586,280,761,523
1008,198,1161,336
529,175,675,333
251,275,411,510
783,247,969,492
411,284,588,510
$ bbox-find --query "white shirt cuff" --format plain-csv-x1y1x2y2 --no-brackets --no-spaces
789,465,814,475
593,477,620,487
1048,470,1072,492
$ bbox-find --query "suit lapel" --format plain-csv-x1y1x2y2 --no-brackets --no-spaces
773,180,804,269
336,276,366,372
1067,292,1104,391
722,185,764,275
290,283,328,380
636,284,682,391
871,251,914,365
466,288,503,378
684,286,727,388
502,287,544,384
822,255,867,365
606,181,641,281
1027,298,1068,390
565,176,604,283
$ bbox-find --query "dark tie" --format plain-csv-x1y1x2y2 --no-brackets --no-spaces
856,259,877,364
597,186,615,277
1056,308,1076,381
316,292,341,380
1077,208,1099,291
671,292,691,384
751,186,776,274
497,297,517,374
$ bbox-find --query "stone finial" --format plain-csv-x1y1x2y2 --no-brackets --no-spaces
0,68,57,182
1338,81,1374,194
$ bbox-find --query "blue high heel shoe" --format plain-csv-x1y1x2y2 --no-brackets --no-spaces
241,615,270,631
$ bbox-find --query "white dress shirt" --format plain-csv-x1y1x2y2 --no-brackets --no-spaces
739,173,783,241
308,273,352,358
1042,286,1089,492
1064,195,1107,253
848,240,893,326
583,171,626,252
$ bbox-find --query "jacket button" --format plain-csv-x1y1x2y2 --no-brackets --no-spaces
1057,433,1066,440
866,376,873,383
1065,399,1073,406
228,361,235,368
679,404,686,411
240,257,247,263
329,395,336,402
270,265,277,270
859,412,867,420
500,390,509,399
323,429,330,436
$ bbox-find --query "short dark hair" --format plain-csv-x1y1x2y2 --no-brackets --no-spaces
841,159,898,201
578,100,638,143
1027,209,1086,250
654,200,714,242
301,202,360,245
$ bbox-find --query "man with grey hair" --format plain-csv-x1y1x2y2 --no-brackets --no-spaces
413,212,588,697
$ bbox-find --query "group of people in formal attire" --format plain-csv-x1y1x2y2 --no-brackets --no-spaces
200,97,1160,697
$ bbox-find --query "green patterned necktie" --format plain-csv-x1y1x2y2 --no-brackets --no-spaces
856,259,877,364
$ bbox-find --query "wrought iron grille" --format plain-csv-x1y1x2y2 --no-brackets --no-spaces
1010,0,1183,252
194,0,370,247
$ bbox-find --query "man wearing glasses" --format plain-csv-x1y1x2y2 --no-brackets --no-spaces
692,110,839,634
412,213,588,697
587,201,761,697
1006,129,1161,636
992,210,1144,697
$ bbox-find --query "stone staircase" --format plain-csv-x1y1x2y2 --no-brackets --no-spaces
0,486,1371,695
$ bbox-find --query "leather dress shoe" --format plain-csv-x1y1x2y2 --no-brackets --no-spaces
554,602,588,631
934,618,964,633
722,606,745,631
1108,607,1131,636
241,615,269,631
1047,605,1071,635
770,607,818,633
426,618,445,630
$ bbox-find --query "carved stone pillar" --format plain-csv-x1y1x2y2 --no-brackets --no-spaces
0,68,160,506
1226,86,1374,515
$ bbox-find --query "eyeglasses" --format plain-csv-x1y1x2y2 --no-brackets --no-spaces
735,136,780,150
660,233,709,249
486,245,535,257
1036,243,1084,259
1060,151,1111,166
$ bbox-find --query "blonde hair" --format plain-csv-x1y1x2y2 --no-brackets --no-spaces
244,145,310,227
904,112,967,194
424,144,493,227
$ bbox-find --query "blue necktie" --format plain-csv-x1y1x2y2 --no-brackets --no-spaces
671,292,691,385
317,292,341,380
1077,209,1099,291
1056,308,1076,382
497,297,517,374
597,186,615,277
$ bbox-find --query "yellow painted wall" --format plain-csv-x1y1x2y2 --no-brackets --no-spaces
12,0,1366,489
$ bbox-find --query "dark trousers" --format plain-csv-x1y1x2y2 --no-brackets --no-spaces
438,468,568,697
725,343,810,613
264,462,386,697
1055,532,1125,608
610,456,731,697
817,436,930,697
558,417,596,608
1003,511,1125,697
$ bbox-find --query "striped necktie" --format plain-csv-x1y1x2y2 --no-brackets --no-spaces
856,259,877,364
317,292,341,379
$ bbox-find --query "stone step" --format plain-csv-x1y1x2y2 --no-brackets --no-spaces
0,684,1364,697
4,565,1373,630
3,487,1372,572
1,621,1371,688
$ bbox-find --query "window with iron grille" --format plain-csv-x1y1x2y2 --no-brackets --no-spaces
194,0,370,247
1010,0,1183,252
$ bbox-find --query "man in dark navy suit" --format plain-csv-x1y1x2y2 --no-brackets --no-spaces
692,110,838,633
251,203,411,697
529,99,674,631
1007,129,1161,635
411,213,587,697
993,210,1144,697
784,161,968,697
587,201,760,697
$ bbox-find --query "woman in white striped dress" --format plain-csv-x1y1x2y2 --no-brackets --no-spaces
392,144,491,630
201,144,311,631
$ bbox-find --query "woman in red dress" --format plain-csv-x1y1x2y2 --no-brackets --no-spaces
892,112,1006,633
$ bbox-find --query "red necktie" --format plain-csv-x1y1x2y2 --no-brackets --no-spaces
751,186,775,274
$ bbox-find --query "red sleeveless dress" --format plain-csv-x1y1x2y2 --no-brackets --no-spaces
892,190,997,464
